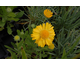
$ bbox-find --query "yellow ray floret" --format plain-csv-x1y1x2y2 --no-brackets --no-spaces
44,9,53,18
31,22,55,48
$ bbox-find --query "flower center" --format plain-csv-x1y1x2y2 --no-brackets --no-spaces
40,30,49,39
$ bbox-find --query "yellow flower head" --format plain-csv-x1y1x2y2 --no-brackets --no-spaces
14,35,20,41
48,43,55,49
31,22,55,47
44,9,53,18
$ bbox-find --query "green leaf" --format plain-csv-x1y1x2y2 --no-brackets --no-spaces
28,26,32,34
17,40,24,50
61,48,67,59
63,36,80,58
1,6,6,14
4,45,17,52
7,49,17,59
11,42,17,49
72,53,80,59
17,29,21,36
7,26,12,35
62,7,72,20
7,12,16,17
7,17,19,21
48,55,52,59
21,47,27,59
15,11,24,18
0,21,6,27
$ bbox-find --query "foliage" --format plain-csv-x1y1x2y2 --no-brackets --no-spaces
0,6,24,35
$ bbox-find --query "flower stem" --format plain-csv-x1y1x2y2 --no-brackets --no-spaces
43,17,47,23
16,41,18,48
11,34,14,37
40,50,41,59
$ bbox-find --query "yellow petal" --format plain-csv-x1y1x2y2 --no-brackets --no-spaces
42,23,45,29
33,28,40,33
36,24,42,31
47,38,52,44
45,39,52,46
38,38,45,47
46,22,49,29
46,22,52,30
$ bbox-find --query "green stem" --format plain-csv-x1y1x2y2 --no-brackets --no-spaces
29,20,31,27
43,17,47,23
23,22,28,31
40,50,41,59
11,34,14,37
16,41,18,48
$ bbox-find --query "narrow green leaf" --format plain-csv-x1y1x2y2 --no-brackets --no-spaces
61,48,67,59
48,55,52,59
7,49,17,59
72,53,80,59
63,36,80,58
11,42,17,48
21,47,27,59
62,7,72,20
4,45,16,52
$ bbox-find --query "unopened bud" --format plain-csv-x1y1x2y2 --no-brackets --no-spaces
14,35,20,41
31,24,36,28
6,7,12,12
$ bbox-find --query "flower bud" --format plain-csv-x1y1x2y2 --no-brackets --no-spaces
31,24,36,28
6,7,12,12
48,44,55,49
14,35,20,41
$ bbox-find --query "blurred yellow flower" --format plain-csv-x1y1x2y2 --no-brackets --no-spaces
14,35,20,41
31,22,55,47
48,43,55,49
44,9,53,18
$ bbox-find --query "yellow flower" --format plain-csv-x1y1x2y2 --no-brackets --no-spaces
48,43,55,49
31,22,55,47
14,35,20,41
44,9,53,18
